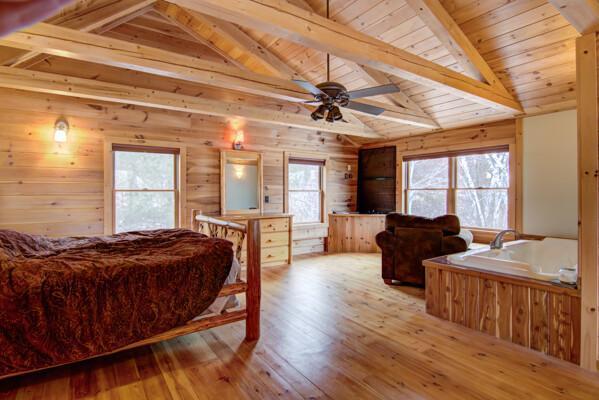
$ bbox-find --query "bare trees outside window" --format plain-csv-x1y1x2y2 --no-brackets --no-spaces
113,148,179,233
288,161,324,224
404,150,509,230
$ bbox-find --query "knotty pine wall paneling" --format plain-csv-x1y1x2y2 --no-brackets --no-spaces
0,88,357,254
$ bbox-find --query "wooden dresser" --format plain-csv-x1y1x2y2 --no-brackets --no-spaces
220,214,293,267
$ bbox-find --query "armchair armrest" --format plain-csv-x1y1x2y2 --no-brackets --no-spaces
375,230,396,254
441,235,468,255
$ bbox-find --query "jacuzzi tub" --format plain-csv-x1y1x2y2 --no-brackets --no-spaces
447,238,578,282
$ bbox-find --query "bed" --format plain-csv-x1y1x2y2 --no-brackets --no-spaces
0,213,261,380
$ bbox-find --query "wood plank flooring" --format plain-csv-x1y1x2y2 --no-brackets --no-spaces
1,253,598,399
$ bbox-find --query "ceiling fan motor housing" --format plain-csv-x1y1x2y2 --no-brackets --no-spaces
316,82,350,106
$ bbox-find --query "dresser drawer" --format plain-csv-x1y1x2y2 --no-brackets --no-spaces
261,231,289,248
261,245,289,263
260,218,289,233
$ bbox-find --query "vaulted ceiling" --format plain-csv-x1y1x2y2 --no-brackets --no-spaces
0,0,584,143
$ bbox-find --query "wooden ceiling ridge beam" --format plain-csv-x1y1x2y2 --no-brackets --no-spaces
0,66,381,138
6,0,158,69
404,0,511,97
153,2,435,129
548,0,599,34
169,0,523,113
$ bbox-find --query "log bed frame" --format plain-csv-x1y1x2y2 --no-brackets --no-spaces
0,212,261,380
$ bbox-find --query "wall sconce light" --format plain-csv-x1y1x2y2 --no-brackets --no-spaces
233,130,244,150
54,118,69,143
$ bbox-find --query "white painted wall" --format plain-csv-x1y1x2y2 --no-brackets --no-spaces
522,109,578,239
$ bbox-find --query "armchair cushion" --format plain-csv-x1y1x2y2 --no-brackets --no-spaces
385,213,461,236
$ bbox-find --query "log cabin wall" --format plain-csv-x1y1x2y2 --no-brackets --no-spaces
365,119,517,153
0,88,358,255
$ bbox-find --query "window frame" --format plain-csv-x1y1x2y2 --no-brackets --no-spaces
284,152,328,226
401,144,516,233
104,139,187,234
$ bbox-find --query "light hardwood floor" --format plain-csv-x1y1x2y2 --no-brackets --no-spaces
1,253,598,399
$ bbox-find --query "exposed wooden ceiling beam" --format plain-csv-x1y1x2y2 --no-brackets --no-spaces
287,0,438,126
549,0,599,34
6,0,157,69
0,66,380,138
0,23,313,103
156,2,438,129
404,0,509,96
289,0,440,128
155,1,299,78
170,0,523,113
359,65,427,113
155,2,381,134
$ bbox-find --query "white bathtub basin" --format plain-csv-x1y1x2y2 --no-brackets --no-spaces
447,238,578,281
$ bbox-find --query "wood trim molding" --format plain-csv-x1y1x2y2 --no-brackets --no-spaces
220,150,264,216
515,118,524,233
397,138,515,158
576,32,599,371
103,137,187,234
284,151,329,225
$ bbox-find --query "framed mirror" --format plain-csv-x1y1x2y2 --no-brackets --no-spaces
220,150,263,215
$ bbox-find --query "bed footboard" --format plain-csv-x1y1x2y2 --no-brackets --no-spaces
193,210,261,341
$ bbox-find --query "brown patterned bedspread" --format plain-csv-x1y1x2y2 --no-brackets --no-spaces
0,229,233,377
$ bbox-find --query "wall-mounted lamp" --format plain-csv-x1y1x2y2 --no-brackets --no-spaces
54,118,69,143
233,130,244,150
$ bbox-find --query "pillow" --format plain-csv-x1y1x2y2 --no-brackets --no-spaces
457,228,474,248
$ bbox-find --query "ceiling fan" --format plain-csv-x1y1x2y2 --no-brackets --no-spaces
291,0,401,123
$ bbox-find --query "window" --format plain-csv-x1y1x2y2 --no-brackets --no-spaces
406,157,449,219
286,157,325,224
110,144,182,233
455,152,509,230
404,148,510,230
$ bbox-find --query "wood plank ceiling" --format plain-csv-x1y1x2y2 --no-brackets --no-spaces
0,0,579,142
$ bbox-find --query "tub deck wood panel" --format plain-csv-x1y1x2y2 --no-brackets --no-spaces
424,257,581,364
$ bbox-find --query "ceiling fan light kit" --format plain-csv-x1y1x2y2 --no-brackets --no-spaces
292,0,400,124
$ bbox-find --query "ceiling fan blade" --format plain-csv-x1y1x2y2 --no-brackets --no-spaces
347,84,400,99
303,100,322,104
292,79,327,97
344,101,386,116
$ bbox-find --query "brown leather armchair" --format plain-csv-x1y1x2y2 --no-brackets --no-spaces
375,213,469,286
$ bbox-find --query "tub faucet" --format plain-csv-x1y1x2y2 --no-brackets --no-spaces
490,229,519,250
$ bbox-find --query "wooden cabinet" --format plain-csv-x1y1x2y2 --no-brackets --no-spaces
220,214,293,267
328,214,386,253
357,147,396,214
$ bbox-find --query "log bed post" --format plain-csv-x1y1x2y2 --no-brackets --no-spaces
245,218,261,340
